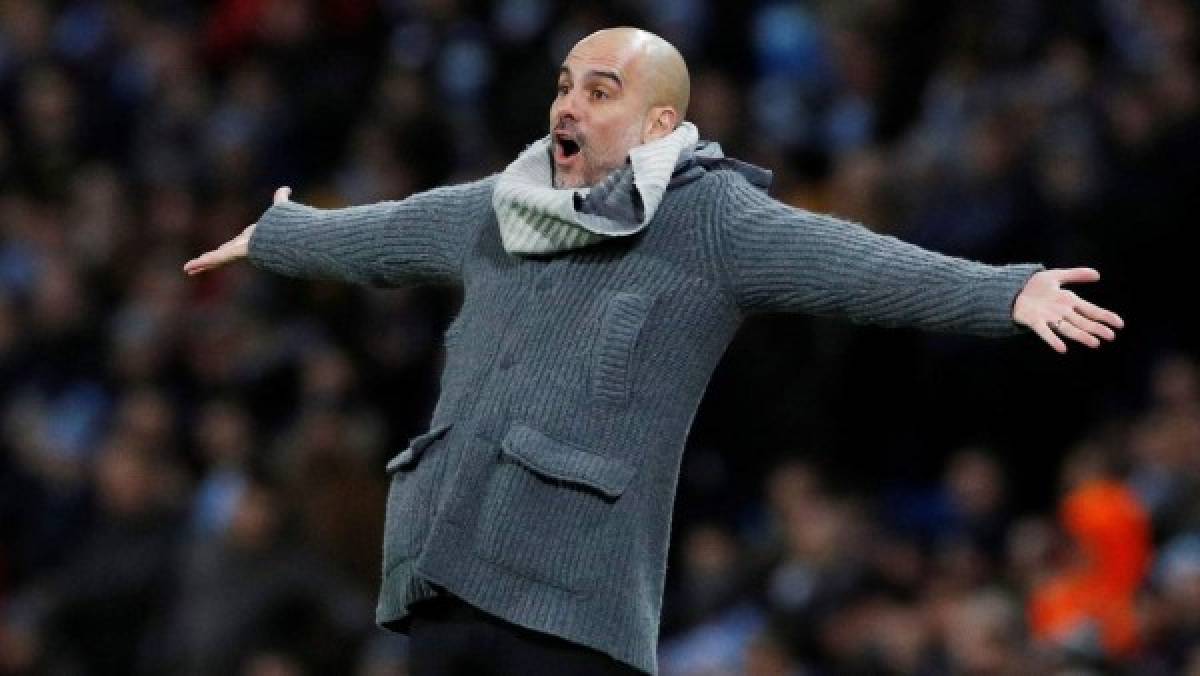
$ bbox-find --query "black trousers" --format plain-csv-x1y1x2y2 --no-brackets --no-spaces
407,593,642,676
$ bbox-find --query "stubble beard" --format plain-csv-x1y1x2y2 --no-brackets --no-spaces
552,171,579,189
551,119,646,189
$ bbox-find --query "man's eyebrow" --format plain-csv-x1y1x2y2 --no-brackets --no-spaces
584,69,623,87
557,66,623,88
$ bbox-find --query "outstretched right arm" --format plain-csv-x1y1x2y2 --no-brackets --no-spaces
184,177,497,287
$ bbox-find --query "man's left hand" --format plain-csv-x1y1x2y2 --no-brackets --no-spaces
1013,267,1124,353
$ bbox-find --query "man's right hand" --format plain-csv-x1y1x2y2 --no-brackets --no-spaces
182,186,291,276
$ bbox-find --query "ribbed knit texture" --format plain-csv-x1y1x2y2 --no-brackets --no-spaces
711,172,1038,334
248,181,477,287
248,168,1043,675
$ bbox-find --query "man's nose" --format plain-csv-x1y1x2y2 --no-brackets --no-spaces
554,92,581,124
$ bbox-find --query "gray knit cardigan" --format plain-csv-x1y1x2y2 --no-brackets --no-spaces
248,168,1042,674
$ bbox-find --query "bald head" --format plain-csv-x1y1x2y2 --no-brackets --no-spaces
569,27,690,122
548,27,692,188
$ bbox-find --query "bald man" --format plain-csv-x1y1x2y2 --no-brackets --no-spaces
548,27,690,189
186,27,1122,676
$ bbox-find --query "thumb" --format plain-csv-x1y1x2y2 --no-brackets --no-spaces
1054,267,1100,285
273,186,292,204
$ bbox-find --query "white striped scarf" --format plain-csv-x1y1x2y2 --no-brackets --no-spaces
493,122,701,254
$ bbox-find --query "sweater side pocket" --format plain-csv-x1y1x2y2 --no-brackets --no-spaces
475,423,634,592
382,423,453,572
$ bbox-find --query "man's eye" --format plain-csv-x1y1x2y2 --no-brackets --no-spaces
591,89,609,101
556,84,569,97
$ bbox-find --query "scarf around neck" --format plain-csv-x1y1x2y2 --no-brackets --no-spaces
493,122,772,254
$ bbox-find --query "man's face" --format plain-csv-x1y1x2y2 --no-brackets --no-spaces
549,37,650,189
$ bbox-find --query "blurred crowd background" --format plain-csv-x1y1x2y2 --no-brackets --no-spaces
0,0,1197,674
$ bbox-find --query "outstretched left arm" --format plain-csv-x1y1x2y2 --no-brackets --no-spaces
713,172,1123,350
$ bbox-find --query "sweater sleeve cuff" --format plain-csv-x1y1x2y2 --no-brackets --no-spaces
973,262,1044,337
247,201,324,279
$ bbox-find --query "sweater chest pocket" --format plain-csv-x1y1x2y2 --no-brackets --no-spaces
590,291,652,408
475,423,635,592
382,423,453,571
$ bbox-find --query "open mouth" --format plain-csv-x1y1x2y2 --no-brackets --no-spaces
553,130,582,164
558,138,580,158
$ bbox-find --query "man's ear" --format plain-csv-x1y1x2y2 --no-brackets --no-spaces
642,106,679,142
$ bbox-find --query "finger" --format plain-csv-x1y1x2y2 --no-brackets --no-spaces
183,260,210,275
1056,319,1101,348
182,248,230,275
274,186,292,204
1053,267,1100,285
1067,313,1116,341
1075,300,1125,329
1032,322,1068,354
182,256,215,276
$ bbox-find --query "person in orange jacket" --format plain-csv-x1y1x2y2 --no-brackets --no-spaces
1029,448,1151,659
